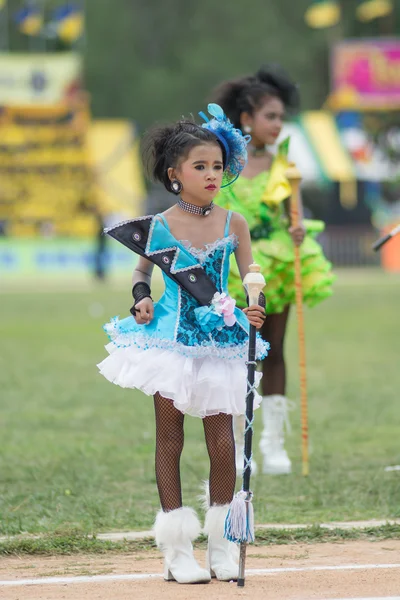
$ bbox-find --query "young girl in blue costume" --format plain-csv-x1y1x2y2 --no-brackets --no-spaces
97,105,268,585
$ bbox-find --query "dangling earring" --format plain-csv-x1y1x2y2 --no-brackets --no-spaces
170,179,183,195
243,125,252,134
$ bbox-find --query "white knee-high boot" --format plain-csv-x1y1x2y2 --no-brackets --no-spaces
234,415,258,476
204,505,239,581
259,395,293,475
153,507,211,584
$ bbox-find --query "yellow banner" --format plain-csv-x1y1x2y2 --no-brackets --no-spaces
0,106,144,237
88,120,145,218
0,53,82,106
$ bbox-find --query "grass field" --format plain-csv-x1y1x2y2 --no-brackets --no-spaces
1,270,400,538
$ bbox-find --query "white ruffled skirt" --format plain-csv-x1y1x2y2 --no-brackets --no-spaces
97,343,262,418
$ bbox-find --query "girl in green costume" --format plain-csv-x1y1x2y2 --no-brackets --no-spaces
212,65,334,475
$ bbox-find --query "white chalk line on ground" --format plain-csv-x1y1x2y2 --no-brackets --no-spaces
2,518,399,545
96,519,400,541
1,562,400,587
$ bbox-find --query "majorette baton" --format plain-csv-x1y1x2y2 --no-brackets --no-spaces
373,224,400,252
224,263,266,588
286,164,309,477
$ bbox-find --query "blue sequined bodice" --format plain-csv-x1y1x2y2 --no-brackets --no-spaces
171,233,248,348
104,211,269,361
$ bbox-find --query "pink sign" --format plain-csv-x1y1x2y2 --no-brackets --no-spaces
332,39,400,108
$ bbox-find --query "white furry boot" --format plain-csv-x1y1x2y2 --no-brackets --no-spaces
259,394,293,475
234,415,258,477
153,507,211,584
204,505,239,581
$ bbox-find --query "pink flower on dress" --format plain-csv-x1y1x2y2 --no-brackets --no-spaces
211,293,237,327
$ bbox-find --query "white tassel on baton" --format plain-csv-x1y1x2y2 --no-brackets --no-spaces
224,490,254,543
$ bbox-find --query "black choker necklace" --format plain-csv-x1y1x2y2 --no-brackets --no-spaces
177,197,214,217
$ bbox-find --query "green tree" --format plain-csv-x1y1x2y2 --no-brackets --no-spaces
3,0,400,128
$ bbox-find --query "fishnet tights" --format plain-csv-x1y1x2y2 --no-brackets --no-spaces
203,411,236,506
154,392,236,512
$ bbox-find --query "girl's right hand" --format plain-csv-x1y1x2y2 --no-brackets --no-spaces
243,304,266,329
132,298,154,325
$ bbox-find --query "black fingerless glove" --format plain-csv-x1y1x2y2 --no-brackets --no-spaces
130,282,152,316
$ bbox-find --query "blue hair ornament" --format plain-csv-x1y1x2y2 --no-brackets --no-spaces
199,103,251,188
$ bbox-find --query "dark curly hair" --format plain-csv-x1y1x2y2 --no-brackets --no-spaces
212,64,300,130
142,120,226,194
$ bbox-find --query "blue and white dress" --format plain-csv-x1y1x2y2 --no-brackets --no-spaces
98,211,269,418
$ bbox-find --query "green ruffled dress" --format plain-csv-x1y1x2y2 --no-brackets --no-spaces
215,140,334,313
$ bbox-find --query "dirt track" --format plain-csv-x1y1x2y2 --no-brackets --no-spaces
1,540,400,600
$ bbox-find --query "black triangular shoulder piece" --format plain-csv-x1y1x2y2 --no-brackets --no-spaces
105,217,217,306
105,216,153,256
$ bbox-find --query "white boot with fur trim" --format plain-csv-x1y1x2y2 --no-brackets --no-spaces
153,507,211,584
204,505,239,581
259,394,294,475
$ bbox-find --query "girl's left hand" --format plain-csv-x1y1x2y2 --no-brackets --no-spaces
243,304,266,330
289,223,306,247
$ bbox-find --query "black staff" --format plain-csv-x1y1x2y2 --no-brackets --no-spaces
373,224,400,252
224,263,266,588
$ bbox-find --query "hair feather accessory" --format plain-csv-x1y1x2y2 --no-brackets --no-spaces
199,103,250,187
